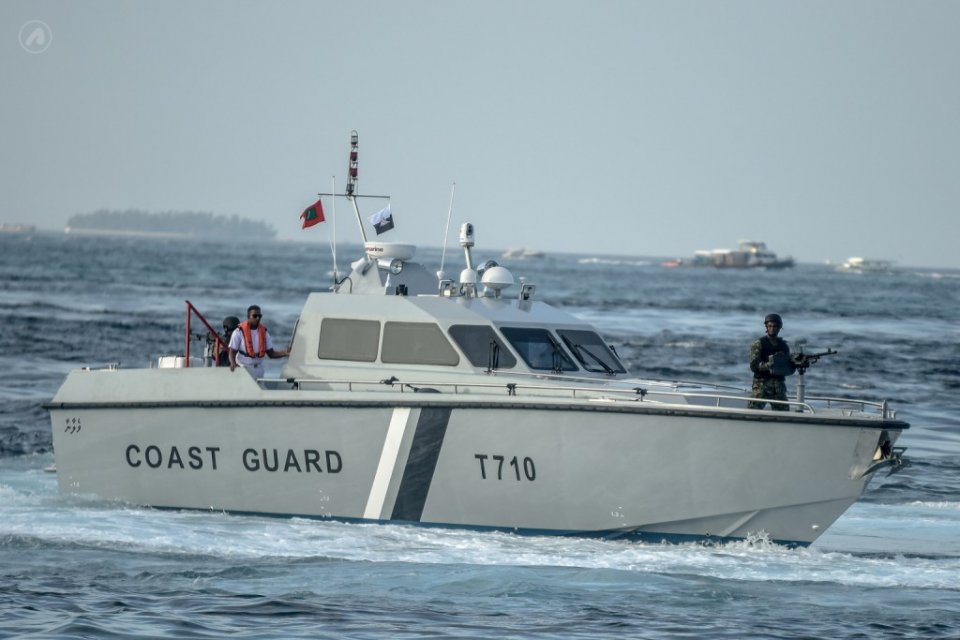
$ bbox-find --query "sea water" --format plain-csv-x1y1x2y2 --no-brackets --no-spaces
1,233,958,639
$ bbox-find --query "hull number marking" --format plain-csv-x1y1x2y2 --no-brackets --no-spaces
474,454,536,481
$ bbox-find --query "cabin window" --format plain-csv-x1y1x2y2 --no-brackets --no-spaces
555,329,626,374
448,325,517,369
381,322,460,366
318,318,380,362
499,327,578,372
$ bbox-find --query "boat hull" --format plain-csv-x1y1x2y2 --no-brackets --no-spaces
48,369,904,546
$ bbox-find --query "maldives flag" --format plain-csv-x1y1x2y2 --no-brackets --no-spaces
300,198,325,229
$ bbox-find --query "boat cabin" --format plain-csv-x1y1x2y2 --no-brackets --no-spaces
281,240,627,383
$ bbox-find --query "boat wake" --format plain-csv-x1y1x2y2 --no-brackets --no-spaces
2,456,958,591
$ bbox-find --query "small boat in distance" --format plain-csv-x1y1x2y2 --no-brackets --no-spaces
662,240,794,269
838,257,897,274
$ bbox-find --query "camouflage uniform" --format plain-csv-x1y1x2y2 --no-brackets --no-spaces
748,335,791,410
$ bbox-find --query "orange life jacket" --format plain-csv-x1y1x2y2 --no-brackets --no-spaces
239,320,267,358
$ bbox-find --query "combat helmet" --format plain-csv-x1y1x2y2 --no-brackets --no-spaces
764,313,783,328
223,316,241,334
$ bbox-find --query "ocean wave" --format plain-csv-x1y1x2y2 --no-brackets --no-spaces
908,501,960,510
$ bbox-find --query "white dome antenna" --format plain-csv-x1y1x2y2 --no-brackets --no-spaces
481,266,514,298
460,266,479,298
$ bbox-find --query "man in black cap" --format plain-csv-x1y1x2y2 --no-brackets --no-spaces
748,313,795,410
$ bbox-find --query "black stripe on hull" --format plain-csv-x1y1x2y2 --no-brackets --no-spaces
390,407,452,522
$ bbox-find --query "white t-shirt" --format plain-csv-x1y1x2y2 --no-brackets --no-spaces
228,325,275,366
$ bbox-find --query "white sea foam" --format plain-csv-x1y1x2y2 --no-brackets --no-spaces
907,500,960,510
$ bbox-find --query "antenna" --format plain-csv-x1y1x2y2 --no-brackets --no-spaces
439,182,456,280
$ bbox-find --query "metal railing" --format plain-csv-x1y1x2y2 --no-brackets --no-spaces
184,300,228,367
261,375,893,418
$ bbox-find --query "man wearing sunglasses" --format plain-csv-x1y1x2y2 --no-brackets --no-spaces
228,305,289,378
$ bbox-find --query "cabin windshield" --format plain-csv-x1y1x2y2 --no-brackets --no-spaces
499,327,578,372
448,325,517,369
555,329,626,374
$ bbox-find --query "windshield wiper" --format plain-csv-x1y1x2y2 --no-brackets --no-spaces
563,337,615,374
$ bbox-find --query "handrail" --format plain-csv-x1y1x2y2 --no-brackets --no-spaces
270,376,894,417
184,300,228,368
484,368,747,394
799,394,891,417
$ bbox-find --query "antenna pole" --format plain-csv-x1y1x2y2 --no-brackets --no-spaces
439,182,456,276
345,130,368,243
329,176,339,283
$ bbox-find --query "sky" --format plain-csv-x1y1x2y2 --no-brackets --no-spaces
3,0,959,268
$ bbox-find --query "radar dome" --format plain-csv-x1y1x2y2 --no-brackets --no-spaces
459,268,478,284
364,242,416,261
481,266,514,294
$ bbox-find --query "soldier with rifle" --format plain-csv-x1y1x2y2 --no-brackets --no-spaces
748,313,795,410
749,313,837,410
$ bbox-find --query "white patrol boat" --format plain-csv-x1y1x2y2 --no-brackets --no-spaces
46,138,907,547
838,256,898,275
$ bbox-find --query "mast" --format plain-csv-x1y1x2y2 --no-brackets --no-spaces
345,130,368,243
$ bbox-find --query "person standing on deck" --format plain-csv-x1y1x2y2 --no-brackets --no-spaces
748,313,795,410
212,316,240,367
228,305,288,378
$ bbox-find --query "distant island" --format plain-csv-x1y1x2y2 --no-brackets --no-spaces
65,210,277,240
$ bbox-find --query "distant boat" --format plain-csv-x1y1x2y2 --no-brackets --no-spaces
501,248,545,260
838,257,896,274
665,240,794,269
